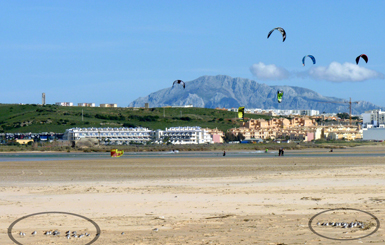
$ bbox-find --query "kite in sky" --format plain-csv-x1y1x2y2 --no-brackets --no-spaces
355,54,368,64
172,80,185,89
267,27,286,42
238,107,245,121
277,90,283,103
302,55,316,66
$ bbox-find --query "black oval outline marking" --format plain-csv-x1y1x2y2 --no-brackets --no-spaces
7,211,101,245
308,208,380,241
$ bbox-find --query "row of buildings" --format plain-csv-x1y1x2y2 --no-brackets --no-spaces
63,115,365,146
228,117,363,142
55,102,117,107
64,126,214,145
362,109,385,141
217,107,321,117
6,110,384,145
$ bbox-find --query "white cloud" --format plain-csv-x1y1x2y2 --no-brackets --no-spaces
250,62,289,81
307,62,384,82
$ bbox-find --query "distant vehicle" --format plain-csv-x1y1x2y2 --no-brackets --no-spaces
111,149,124,157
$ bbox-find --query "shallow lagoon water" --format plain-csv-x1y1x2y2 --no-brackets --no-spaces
1,149,385,161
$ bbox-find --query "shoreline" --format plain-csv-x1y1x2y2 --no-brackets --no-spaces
1,141,384,154
0,144,385,154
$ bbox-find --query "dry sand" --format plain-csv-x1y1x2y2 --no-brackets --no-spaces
1,148,385,244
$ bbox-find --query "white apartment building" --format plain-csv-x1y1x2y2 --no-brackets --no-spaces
64,127,153,145
362,109,385,128
243,108,319,116
171,104,193,108
78,103,96,107
100,103,118,108
300,110,319,116
155,126,213,144
56,102,73,106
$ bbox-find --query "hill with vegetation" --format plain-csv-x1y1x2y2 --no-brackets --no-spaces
0,104,271,133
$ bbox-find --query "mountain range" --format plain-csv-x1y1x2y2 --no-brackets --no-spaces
129,75,384,114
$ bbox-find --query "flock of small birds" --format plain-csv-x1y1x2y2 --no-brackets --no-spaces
18,228,159,238
317,221,365,229
64,231,92,239
18,230,94,239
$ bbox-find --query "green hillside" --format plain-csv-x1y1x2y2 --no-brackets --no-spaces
0,104,271,133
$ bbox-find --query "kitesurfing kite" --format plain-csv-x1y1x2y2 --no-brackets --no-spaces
302,55,316,66
267,27,286,42
111,149,124,157
277,90,283,103
356,54,368,65
238,107,245,121
172,80,185,89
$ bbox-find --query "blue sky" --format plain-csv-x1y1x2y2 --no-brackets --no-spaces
0,1,384,107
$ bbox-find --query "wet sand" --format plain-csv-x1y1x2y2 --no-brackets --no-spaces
1,148,385,244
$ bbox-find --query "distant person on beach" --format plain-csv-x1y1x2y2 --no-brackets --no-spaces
330,148,333,152
279,147,282,156
265,149,268,153
223,151,226,156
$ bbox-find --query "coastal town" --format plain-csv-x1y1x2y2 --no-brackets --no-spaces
1,102,384,146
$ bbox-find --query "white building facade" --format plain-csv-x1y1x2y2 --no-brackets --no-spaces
56,102,73,106
243,108,319,116
362,109,385,128
78,103,96,107
64,127,153,145
100,103,117,108
155,126,213,144
64,126,214,145
363,128,385,141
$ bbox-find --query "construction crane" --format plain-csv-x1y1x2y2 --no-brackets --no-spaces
318,97,359,125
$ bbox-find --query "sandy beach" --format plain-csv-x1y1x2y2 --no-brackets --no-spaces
1,147,385,244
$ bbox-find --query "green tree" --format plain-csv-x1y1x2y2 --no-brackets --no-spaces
222,132,237,143
236,132,245,141
337,112,349,119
